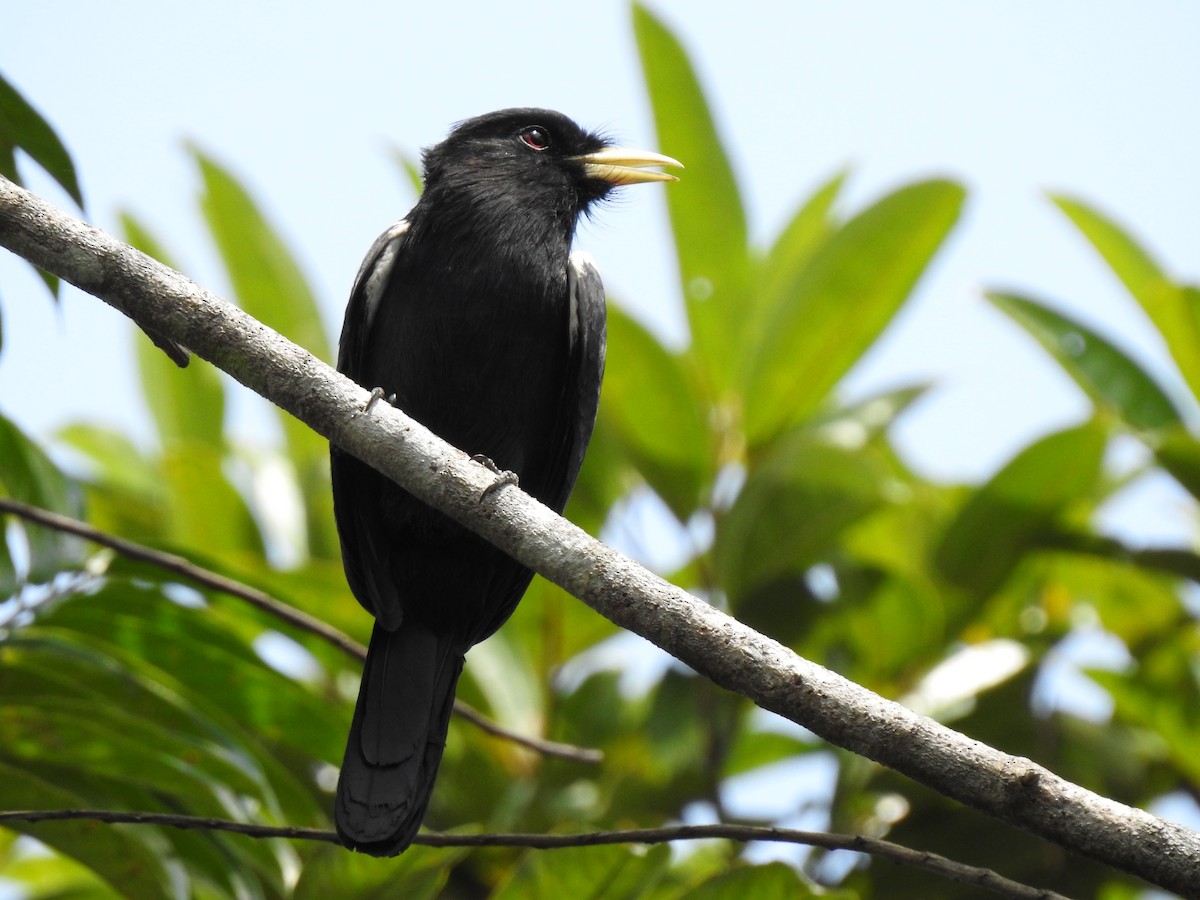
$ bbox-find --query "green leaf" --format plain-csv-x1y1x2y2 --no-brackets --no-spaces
680,863,821,900
987,291,1183,431
744,180,964,444
0,73,83,207
565,416,634,537
159,443,264,557
495,842,670,900
56,423,162,502
1155,426,1200,503
27,581,337,828
295,844,464,900
717,435,890,602
387,144,425,198
1039,553,1185,650
120,212,227,450
1091,666,1200,786
0,761,173,900
192,147,339,561
0,411,85,582
1051,194,1200,403
633,2,752,397
601,304,711,518
934,421,1108,599
723,723,816,778
759,169,848,320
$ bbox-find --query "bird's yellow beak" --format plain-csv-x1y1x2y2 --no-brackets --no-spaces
572,146,683,185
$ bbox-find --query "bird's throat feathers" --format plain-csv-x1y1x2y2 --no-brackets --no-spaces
407,173,579,290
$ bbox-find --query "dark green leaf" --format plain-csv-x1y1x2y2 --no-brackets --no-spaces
1051,194,1200,402
1155,425,1200,503
0,73,83,207
20,597,330,834
0,761,172,900
295,844,464,900
1091,667,1200,785
934,421,1107,599
718,436,890,602
988,291,1182,431
744,180,964,444
680,863,821,900
494,842,670,900
633,2,752,396
0,411,85,582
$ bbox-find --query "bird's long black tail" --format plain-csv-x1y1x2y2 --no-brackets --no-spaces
335,621,464,856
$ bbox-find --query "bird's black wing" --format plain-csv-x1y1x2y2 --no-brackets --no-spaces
468,250,606,642
331,219,411,630
552,250,607,510
336,219,411,378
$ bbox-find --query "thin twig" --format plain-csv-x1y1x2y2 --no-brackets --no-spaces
0,809,1072,900
0,497,602,765
450,699,602,763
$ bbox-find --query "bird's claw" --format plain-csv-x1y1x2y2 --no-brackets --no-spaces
356,387,397,417
472,454,519,500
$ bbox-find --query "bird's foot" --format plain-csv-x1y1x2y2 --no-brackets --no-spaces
472,454,519,500
356,387,397,417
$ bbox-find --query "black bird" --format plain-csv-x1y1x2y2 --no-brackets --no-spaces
330,108,680,856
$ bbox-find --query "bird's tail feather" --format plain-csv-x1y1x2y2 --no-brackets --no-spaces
335,621,463,856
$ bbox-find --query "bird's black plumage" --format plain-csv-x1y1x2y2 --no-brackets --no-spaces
330,109,679,856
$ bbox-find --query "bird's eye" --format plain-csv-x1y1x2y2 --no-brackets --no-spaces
519,127,552,151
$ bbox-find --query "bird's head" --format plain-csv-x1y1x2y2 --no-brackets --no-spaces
420,108,681,219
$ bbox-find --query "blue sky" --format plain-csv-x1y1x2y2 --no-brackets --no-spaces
2,1,1198,539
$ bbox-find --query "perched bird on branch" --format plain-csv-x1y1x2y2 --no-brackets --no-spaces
330,108,680,856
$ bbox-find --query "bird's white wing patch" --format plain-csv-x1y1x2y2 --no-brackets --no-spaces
359,219,411,331
567,250,600,348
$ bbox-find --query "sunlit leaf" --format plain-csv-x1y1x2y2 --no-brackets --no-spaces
192,147,339,561
387,144,425,198
1051,194,1200,403
987,291,1182,431
758,168,848,329
159,443,264,558
601,304,711,518
633,2,751,397
1036,553,1185,650
743,180,964,444
119,212,227,449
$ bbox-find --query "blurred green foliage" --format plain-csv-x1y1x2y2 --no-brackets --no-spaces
3,3,1199,897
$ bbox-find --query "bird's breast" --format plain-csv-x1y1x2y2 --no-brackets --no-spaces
366,243,572,481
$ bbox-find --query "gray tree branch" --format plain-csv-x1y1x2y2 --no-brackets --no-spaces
1,174,1196,895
